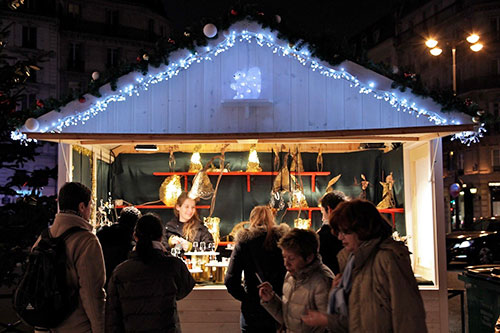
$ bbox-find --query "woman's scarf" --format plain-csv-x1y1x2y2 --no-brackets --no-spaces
327,253,355,317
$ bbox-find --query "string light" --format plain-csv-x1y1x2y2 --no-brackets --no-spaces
13,24,483,145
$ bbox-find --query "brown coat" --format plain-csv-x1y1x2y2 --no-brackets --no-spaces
39,213,106,333
328,237,427,333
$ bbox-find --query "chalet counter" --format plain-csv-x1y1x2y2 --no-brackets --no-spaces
177,285,240,333
177,285,446,333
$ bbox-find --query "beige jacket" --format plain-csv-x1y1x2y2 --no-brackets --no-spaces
262,258,334,333
328,237,427,333
36,213,106,333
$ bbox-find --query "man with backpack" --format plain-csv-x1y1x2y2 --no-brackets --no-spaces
22,182,106,332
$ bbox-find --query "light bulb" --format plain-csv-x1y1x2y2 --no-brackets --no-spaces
430,47,442,56
466,34,480,44
425,39,438,48
470,43,483,52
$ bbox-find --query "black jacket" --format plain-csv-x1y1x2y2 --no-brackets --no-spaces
224,224,289,325
317,224,343,274
105,249,195,333
96,223,134,283
165,216,213,245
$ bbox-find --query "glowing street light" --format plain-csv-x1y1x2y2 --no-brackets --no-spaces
424,34,484,95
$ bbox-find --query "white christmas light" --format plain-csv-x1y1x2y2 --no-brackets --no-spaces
230,67,261,99
14,24,483,145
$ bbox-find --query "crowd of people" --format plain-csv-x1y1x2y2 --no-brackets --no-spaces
32,182,427,332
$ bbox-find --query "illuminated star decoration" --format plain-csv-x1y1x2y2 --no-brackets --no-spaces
12,22,484,146
230,67,261,99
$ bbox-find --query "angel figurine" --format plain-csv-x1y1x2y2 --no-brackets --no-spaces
376,172,395,209
355,174,370,199
325,174,341,193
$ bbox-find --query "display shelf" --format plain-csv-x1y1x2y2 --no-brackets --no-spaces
153,171,331,192
378,208,405,227
115,205,211,210
287,207,321,220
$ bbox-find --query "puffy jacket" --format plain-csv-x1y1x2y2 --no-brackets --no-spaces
42,212,106,333
262,258,334,333
105,249,195,333
327,237,427,333
165,217,213,245
224,224,289,327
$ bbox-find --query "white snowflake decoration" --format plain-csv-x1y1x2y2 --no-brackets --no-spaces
230,67,261,99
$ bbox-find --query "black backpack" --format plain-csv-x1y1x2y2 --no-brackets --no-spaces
13,226,85,328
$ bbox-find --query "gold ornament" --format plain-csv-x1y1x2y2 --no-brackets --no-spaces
159,175,182,206
189,169,214,200
294,218,311,229
246,145,262,172
203,216,220,249
377,172,396,209
291,186,308,208
273,153,294,193
188,150,203,173
326,174,342,193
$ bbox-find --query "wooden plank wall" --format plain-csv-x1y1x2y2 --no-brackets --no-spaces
72,37,436,135
178,287,444,333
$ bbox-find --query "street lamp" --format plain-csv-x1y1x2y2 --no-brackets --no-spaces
425,34,484,95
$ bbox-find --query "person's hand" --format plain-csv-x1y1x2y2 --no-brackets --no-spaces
301,310,328,327
258,281,274,302
332,273,342,288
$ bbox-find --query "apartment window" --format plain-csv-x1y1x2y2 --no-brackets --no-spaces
448,151,455,171
68,3,80,17
493,149,500,171
19,93,36,111
68,81,81,96
68,43,84,71
107,48,120,67
22,26,37,49
457,152,464,174
490,17,500,40
148,19,155,34
106,9,119,26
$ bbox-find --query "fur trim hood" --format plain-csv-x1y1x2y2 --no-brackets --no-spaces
235,223,290,244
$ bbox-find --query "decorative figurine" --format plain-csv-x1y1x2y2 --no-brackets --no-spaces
377,172,395,209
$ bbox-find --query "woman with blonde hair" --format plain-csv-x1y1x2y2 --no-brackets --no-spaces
225,205,289,332
165,192,213,250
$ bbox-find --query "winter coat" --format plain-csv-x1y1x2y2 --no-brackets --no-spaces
96,223,134,284
224,224,289,329
41,212,106,333
165,216,213,245
262,258,334,333
317,224,343,274
105,249,195,333
327,237,427,333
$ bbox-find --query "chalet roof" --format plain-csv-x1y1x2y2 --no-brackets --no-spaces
17,21,482,152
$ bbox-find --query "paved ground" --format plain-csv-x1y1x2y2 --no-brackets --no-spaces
0,268,471,332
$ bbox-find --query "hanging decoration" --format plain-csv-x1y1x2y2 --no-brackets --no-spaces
377,172,396,209
159,175,182,206
188,147,203,173
316,147,323,172
290,146,304,172
291,185,308,208
294,217,311,230
270,151,294,210
357,173,370,199
24,118,39,131
246,144,262,172
203,23,218,38
91,71,100,81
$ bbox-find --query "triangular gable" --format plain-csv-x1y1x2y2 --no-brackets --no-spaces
17,21,483,145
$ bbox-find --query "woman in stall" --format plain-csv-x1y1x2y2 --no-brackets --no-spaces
165,192,213,251
225,205,289,332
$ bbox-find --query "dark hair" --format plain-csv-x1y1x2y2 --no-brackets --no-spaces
319,190,346,211
119,206,142,229
58,182,91,212
329,199,392,241
278,228,319,261
134,213,164,263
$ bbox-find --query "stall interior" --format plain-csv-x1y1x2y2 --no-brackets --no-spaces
71,141,436,286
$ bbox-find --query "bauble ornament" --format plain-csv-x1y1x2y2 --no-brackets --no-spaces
142,53,149,61
91,71,100,81
449,183,461,198
24,118,39,131
275,15,281,23
203,23,217,38
231,9,238,16
79,96,86,103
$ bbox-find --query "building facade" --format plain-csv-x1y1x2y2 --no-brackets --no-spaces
359,0,500,231
0,0,171,203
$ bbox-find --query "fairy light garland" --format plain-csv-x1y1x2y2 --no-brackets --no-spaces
12,26,484,145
